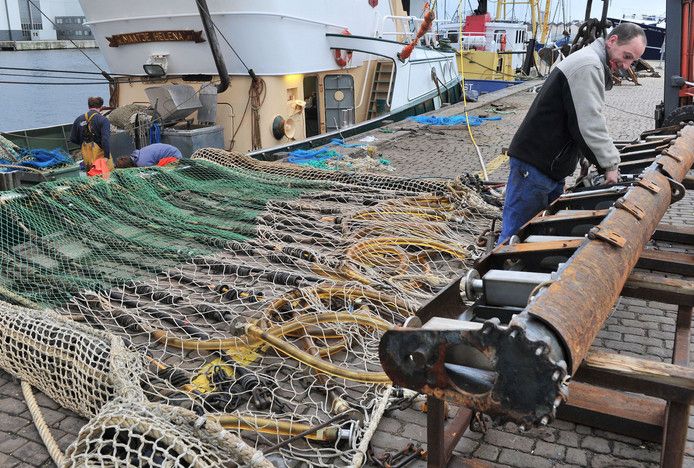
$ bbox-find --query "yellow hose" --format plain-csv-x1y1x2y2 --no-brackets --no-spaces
246,323,391,384
309,263,374,286
351,209,448,222
264,285,413,319
153,311,392,351
346,237,468,263
210,414,341,441
347,244,410,273
348,222,449,240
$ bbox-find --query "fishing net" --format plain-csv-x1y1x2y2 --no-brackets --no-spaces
0,151,500,467
65,398,272,468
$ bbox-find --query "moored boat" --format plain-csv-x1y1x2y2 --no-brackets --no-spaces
86,0,461,157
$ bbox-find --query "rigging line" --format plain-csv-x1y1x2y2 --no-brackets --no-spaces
604,103,653,120
0,66,121,76
0,72,109,82
194,0,252,73
24,0,112,80
0,81,107,86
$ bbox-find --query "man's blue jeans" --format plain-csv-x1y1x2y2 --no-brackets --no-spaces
498,158,564,245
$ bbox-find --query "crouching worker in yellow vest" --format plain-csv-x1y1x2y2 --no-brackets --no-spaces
69,96,112,178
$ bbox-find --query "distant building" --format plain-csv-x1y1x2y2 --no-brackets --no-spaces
54,15,91,40
1,0,89,41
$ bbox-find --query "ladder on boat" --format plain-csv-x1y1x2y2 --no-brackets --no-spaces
367,61,394,119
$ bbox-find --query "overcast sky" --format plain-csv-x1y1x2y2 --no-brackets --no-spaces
573,0,665,22
434,1,667,22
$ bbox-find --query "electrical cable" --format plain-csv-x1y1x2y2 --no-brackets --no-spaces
0,66,122,76
0,72,108,81
605,103,654,120
0,80,107,86
193,0,252,74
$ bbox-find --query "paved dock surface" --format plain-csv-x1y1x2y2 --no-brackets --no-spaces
0,70,692,467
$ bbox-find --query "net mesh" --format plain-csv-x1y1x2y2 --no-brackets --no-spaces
0,150,500,467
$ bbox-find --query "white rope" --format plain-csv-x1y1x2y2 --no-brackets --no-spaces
21,381,66,467
350,385,394,468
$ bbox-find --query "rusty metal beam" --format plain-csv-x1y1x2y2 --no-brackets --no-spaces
380,125,694,427
416,274,467,324
426,398,472,468
558,381,665,442
526,126,694,380
526,169,673,375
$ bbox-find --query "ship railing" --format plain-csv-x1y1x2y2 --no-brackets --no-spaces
448,31,508,52
379,15,436,45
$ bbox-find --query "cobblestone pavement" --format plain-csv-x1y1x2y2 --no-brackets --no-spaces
0,71,692,467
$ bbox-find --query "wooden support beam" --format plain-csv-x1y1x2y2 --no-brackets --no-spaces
637,249,694,276
622,272,694,306
528,209,609,225
575,350,694,404
495,239,583,255
661,305,693,468
558,381,665,442
653,223,694,245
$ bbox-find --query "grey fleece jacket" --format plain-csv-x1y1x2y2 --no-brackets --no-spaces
508,38,620,181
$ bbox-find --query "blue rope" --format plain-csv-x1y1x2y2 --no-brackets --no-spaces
287,138,365,166
149,122,162,144
408,115,502,126
3,148,73,170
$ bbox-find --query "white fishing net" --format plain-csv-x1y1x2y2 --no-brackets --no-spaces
0,150,500,467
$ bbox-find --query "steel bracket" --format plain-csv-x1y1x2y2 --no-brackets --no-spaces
614,197,645,220
587,226,626,248
666,177,687,204
661,149,684,163
636,178,661,194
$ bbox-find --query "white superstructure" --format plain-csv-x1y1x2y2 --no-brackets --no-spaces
78,0,461,154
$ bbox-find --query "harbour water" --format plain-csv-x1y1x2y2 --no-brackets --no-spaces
0,48,109,133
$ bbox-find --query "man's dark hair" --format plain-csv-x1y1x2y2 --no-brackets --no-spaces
115,156,135,168
87,96,104,109
608,23,647,45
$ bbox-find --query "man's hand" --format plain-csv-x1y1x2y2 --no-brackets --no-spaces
604,169,619,185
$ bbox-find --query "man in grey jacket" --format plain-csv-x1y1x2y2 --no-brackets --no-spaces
498,23,646,244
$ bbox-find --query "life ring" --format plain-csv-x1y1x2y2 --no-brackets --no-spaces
334,29,353,68
500,33,507,52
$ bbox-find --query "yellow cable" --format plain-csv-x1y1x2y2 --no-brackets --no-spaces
457,0,489,181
